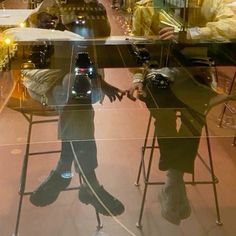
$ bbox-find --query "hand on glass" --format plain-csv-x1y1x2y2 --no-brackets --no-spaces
126,82,145,101
100,80,126,103
159,27,191,41
159,26,175,40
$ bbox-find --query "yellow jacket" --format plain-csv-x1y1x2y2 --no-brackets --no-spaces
132,0,236,40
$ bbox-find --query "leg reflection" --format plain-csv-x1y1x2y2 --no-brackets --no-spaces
29,142,73,207
30,107,125,216
71,140,125,217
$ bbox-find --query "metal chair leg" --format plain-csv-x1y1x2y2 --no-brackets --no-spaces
136,132,156,228
218,71,236,128
217,103,228,127
135,114,152,186
205,124,223,225
74,142,103,229
14,114,33,236
135,114,223,228
95,210,103,229
232,134,236,146
13,113,61,235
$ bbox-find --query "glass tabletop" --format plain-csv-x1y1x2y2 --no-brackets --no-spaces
0,1,236,236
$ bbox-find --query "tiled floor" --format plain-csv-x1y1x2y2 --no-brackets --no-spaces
1,1,236,236
1,67,236,236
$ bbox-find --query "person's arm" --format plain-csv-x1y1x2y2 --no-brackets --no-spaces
127,72,145,101
131,0,154,36
99,79,126,103
189,0,236,40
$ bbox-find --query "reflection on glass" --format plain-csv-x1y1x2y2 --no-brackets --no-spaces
16,0,126,220
0,0,235,231
24,58,125,217
127,62,235,225
131,0,236,41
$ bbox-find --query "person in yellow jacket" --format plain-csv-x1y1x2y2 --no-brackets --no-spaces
128,0,236,226
132,0,236,40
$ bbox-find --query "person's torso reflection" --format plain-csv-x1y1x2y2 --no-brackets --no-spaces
21,0,126,218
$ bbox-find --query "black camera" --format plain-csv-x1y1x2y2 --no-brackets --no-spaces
147,73,170,89
144,61,172,89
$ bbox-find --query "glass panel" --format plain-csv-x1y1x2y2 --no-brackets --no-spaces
0,1,236,236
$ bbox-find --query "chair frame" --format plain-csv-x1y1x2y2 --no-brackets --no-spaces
135,113,222,228
12,93,102,236
217,71,236,146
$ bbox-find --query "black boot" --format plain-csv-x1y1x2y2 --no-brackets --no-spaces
30,170,72,207
79,182,125,216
